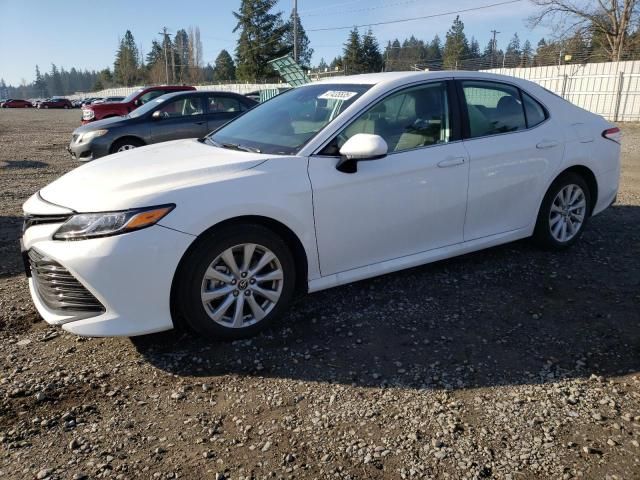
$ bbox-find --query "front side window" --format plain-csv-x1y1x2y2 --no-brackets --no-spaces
156,97,204,118
322,82,450,155
138,90,166,105
461,81,526,138
209,83,371,155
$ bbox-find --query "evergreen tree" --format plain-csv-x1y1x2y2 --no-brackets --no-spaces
213,50,236,81
34,65,48,98
469,37,481,58
442,16,470,69
284,10,313,67
317,57,328,71
233,0,288,81
49,64,63,96
174,29,190,83
505,33,521,67
114,30,140,86
521,40,533,67
361,30,383,73
146,40,164,67
343,27,364,74
426,35,442,61
329,56,343,70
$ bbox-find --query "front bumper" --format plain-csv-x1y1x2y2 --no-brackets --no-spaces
68,137,111,161
22,220,194,337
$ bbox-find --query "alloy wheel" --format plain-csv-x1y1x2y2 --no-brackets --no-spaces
117,144,137,152
200,243,284,329
549,184,586,243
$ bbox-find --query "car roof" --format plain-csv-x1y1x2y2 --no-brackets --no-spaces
313,70,536,89
156,90,245,101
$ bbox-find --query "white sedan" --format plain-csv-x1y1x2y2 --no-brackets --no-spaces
22,71,621,339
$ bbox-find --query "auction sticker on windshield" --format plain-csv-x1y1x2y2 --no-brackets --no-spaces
318,90,359,101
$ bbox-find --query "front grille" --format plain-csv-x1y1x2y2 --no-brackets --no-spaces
23,214,71,233
28,249,105,313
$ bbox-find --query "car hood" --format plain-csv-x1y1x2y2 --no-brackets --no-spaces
74,116,131,132
39,139,268,212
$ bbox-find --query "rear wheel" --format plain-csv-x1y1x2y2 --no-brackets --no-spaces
110,138,143,153
173,225,296,340
534,172,591,250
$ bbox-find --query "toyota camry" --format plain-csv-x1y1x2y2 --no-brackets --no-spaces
22,71,621,340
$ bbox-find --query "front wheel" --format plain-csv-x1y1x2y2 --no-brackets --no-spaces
110,138,143,153
173,225,296,340
534,172,591,250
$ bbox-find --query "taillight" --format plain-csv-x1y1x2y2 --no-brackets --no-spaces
602,127,621,144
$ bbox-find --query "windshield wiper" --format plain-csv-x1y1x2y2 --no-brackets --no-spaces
202,137,261,153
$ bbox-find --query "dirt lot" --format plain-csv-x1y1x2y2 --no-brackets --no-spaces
0,109,639,480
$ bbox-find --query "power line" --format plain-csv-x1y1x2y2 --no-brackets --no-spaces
306,0,523,32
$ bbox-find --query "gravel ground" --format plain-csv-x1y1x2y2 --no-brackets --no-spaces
0,109,639,480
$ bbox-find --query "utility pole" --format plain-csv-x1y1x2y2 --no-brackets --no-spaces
159,27,172,84
293,0,298,63
490,30,499,68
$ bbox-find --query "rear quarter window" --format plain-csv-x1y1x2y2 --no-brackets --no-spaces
522,92,547,127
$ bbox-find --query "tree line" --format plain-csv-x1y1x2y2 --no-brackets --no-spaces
2,0,639,98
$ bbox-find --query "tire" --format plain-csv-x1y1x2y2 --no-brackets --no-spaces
44,105,48,109
172,224,296,340
110,138,144,153
533,172,591,250
64,105,69,109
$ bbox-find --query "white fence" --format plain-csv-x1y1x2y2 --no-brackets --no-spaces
483,60,640,122
68,83,286,100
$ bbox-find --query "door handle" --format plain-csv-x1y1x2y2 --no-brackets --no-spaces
536,140,559,149
195,121,207,125
437,157,466,168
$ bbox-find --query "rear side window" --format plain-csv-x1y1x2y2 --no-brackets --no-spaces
461,81,526,138
207,95,245,113
522,92,547,127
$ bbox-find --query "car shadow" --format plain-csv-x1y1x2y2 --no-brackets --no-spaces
0,159,48,169
0,216,25,279
132,204,640,390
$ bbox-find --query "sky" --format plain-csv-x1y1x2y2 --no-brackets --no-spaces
0,0,552,86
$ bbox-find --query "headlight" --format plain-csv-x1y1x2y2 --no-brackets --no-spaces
76,129,108,143
82,109,95,120
53,205,175,240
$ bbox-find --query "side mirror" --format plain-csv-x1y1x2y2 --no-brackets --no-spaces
151,111,162,120
336,134,388,173
134,99,141,107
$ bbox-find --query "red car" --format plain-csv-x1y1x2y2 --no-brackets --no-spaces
81,85,196,124
38,98,73,109
1,99,33,108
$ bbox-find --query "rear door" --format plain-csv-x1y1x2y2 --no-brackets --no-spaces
149,96,208,143
457,79,565,240
205,94,247,132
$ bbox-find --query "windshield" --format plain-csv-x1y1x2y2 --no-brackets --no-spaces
209,83,371,155
128,96,169,118
122,88,144,104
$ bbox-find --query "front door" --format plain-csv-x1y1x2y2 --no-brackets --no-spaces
150,96,208,143
308,81,470,276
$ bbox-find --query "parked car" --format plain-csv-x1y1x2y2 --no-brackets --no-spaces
0,99,7,107
38,98,73,109
81,85,196,124
68,91,256,161
93,96,125,104
80,97,100,107
1,99,33,108
22,71,620,339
